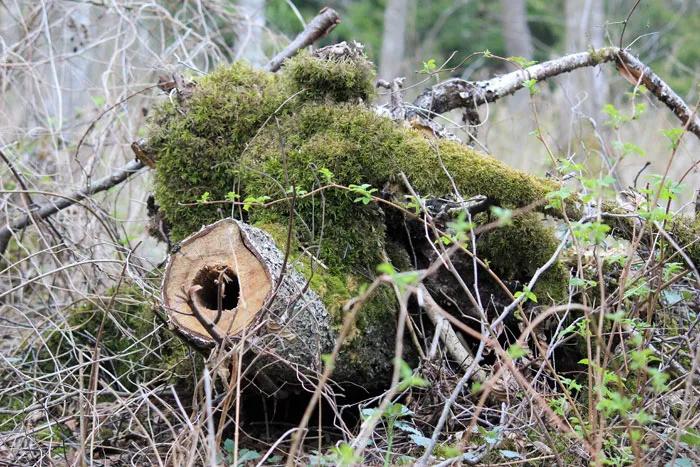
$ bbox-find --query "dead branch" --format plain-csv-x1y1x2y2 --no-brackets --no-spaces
266,7,341,72
420,284,487,382
0,159,145,256
410,48,700,140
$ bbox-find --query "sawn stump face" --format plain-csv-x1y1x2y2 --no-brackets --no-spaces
162,220,272,343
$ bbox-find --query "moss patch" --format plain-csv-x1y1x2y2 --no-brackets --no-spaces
666,215,700,268
148,62,291,239
255,221,400,379
284,49,375,103
478,212,568,302
147,49,576,303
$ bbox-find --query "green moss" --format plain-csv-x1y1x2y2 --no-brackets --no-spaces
666,215,700,268
255,222,400,377
241,103,577,275
478,212,568,302
284,49,375,103
147,53,577,300
149,62,291,239
0,394,32,431
396,136,572,216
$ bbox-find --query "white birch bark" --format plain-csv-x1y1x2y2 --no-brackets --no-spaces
379,0,408,81
235,0,267,67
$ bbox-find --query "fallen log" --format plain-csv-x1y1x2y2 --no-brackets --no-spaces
162,218,403,392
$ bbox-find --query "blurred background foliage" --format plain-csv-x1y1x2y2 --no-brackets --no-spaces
264,0,699,98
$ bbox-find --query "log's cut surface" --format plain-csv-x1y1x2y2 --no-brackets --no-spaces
162,219,272,344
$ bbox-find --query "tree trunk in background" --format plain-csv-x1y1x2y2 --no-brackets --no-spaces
565,0,609,120
379,0,408,81
235,0,266,66
499,0,534,112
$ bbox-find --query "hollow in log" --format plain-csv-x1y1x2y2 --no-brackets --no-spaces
162,219,402,393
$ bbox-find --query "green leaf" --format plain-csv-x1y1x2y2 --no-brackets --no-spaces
499,450,523,459
317,167,334,183
447,211,474,240
661,127,685,149
421,59,437,73
348,183,377,205
394,420,422,437
490,206,512,226
666,458,694,467
377,262,397,276
680,428,700,447
508,56,537,68
321,353,335,371
224,438,235,453
331,443,362,466
507,343,527,359
237,449,261,464
409,434,431,447
522,78,539,95
395,359,428,390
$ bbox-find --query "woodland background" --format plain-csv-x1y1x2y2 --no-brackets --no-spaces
1,0,699,262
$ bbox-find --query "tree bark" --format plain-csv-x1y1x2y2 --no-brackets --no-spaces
235,0,267,66
565,0,609,119
379,0,408,82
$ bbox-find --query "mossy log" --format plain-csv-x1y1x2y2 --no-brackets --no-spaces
162,218,401,392
146,44,699,392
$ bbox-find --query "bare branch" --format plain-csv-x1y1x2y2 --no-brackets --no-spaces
410,47,700,140
0,159,145,256
265,7,341,72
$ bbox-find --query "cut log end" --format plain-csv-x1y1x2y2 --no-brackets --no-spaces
162,220,272,344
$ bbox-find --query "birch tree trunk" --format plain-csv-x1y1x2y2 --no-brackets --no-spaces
235,0,267,66
565,0,609,119
379,0,409,82
500,0,534,112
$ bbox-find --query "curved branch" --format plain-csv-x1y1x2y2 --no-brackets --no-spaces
265,7,341,72
410,47,700,140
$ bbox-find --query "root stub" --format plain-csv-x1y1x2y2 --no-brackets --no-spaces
162,220,272,344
